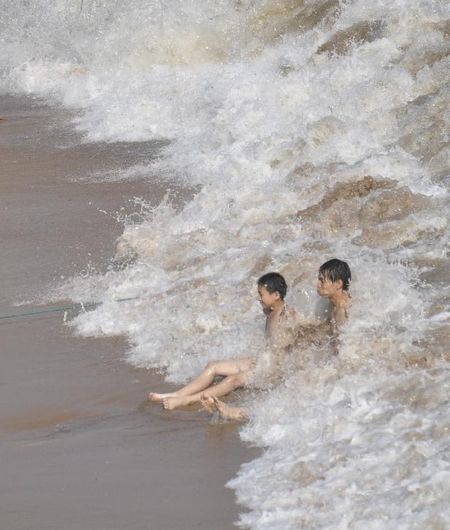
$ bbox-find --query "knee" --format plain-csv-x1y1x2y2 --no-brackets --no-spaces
204,361,218,375
229,372,246,388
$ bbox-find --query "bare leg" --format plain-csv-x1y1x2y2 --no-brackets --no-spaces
148,359,253,402
163,371,248,410
201,396,248,422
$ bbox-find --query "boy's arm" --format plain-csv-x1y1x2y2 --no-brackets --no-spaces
334,305,348,328
330,304,349,353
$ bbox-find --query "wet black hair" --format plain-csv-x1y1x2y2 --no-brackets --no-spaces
257,272,287,300
319,259,351,291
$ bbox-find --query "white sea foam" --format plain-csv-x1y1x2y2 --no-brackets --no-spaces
1,0,449,528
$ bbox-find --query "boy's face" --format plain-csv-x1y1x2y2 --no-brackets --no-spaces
316,274,343,298
257,285,280,309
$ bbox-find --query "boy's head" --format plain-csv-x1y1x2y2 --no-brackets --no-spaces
257,272,287,309
317,259,351,297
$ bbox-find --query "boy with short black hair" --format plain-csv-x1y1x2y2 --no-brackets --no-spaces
316,258,351,333
148,272,294,410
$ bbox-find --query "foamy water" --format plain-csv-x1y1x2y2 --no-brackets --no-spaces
2,0,449,527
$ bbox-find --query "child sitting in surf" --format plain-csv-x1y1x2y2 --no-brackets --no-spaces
203,258,352,421
148,272,296,410
316,258,352,333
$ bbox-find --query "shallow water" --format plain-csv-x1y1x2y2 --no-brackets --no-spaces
1,1,449,528
0,96,251,530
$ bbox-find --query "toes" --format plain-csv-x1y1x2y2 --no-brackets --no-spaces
200,396,215,412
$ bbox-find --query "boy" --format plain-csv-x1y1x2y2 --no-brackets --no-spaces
316,258,351,334
148,272,295,410
204,258,352,421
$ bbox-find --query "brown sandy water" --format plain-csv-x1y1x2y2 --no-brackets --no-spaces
0,95,257,530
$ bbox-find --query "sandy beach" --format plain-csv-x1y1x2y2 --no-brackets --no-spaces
0,95,257,530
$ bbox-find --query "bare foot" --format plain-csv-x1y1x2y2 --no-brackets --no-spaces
200,395,216,413
162,395,189,410
206,396,248,422
148,392,176,402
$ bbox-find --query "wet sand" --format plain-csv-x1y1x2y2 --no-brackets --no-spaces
0,95,257,530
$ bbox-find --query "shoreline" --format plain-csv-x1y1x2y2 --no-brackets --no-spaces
0,94,258,530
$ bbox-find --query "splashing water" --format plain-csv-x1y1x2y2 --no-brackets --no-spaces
2,0,449,527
